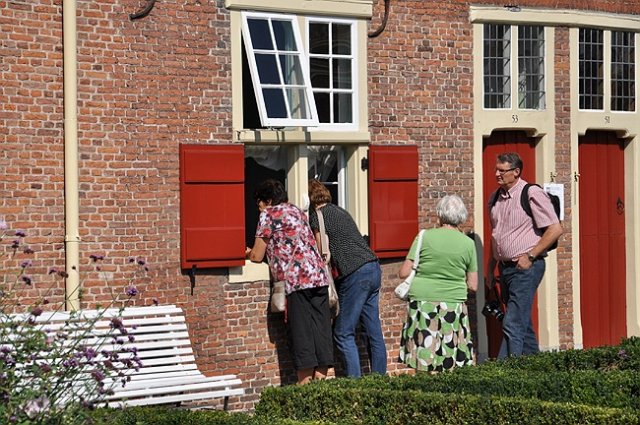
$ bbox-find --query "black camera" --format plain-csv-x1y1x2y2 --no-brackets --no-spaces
482,300,504,322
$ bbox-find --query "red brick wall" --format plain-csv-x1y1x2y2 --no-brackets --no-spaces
2,0,640,412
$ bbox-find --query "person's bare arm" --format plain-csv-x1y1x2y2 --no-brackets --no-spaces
466,271,478,292
399,259,414,279
247,237,268,263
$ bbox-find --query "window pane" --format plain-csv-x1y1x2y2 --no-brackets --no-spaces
286,88,310,119
263,88,287,118
310,58,330,88
308,146,341,207
279,54,304,85
308,19,355,127
518,25,545,109
611,31,635,112
333,59,352,89
255,54,280,84
333,24,351,55
314,92,330,123
272,19,297,51
242,12,319,126
579,28,604,110
309,23,329,54
247,19,273,50
334,93,353,123
483,24,511,108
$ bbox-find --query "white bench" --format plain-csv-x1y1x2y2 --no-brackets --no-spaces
8,305,244,410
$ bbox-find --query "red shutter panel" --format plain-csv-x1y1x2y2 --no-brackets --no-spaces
180,144,246,269
368,145,419,258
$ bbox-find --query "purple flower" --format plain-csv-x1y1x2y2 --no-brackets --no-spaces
152,298,159,306
11,240,20,249
38,363,52,373
90,370,105,382
110,317,123,329
14,230,26,237
137,258,146,266
30,306,43,317
0,219,7,231
128,257,136,263
125,286,139,297
89,254,104,262
84,348,97,360
20,260,32,268
22,275,32,285
23,247,34,254
48,267,58,275
618,349,628,359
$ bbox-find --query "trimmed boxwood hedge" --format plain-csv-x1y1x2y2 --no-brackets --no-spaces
90,407,335,425
483,337,640,372
87,338,640,424
294,368,639,409
255,385,639,425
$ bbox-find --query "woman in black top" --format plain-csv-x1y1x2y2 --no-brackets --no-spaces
308,180,387,377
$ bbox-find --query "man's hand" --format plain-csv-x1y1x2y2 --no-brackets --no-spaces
516,254,533,270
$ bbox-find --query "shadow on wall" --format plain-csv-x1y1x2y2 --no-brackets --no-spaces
266,291,377,382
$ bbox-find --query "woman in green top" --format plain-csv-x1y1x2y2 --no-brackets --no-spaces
398,194,478,372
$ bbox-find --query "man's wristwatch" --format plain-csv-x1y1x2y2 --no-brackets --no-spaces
527,252,536,262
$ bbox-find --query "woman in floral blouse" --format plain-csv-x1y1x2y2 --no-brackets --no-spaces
246,179,333,384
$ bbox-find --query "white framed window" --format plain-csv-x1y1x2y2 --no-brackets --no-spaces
241,11,319,127
578,28,637,113
518,25,545,109
483,24,511,109
611,31,636,112
483,23,546,110
307,18,358,130
579,28,604,110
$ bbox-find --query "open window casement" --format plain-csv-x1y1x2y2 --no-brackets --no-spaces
241,11,319,128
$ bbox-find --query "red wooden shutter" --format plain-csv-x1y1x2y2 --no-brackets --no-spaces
180,144,246,269
368,145,419,258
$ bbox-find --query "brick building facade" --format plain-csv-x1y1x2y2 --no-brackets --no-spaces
2,0,640,411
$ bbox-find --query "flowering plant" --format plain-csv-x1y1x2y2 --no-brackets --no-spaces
0,219,146,424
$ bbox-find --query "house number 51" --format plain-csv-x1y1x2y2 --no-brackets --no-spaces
605,116,611,124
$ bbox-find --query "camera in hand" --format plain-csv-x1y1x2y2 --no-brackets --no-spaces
482,300,504,322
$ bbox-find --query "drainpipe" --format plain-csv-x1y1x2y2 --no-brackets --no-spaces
63,0,80,311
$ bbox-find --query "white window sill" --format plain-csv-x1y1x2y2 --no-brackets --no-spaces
228,261,270,283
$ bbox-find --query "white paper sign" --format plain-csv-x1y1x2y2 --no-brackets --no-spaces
543,183,564,220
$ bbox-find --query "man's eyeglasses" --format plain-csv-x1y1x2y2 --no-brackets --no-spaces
495,167,516,175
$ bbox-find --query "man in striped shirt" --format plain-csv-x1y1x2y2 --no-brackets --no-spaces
488,152,563,358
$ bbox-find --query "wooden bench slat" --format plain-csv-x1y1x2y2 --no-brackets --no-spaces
105,378,243,399
107,387,245,408
108,375,241,392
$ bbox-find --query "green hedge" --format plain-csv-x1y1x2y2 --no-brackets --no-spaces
300,368,639,410
256,385,639,425
336,368,640,409
90,407,335,425
484,337,640,372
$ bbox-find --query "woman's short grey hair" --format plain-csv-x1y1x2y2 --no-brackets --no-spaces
436,195,468,226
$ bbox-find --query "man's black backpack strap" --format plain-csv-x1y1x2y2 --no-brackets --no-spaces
489,189,500,210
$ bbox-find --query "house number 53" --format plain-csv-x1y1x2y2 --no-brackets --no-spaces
512,114,519,123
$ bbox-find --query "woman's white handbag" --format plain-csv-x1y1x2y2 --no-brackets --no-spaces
394,230,425,301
